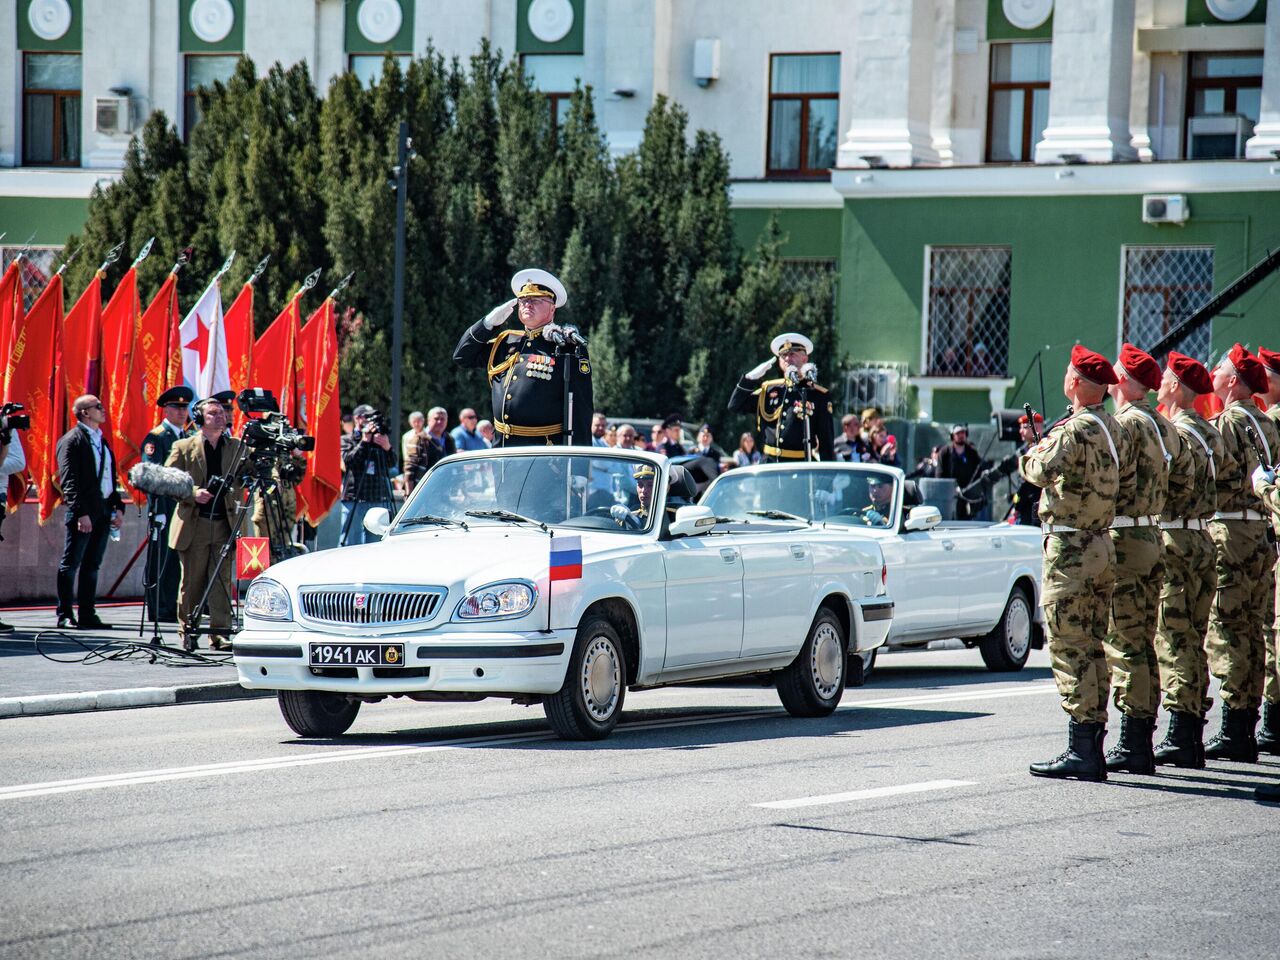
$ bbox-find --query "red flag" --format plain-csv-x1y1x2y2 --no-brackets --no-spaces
100,267,148,498
236,536,272,579
295,298,341,524
62,271,104,428
224,281,255,434
0,260,22,395
253,294,301,422
1195,393,1224,420
4,274,61,515
138,272,180,410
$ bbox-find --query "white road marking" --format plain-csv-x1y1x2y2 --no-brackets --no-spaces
754,779,976,809
0,683,1055,802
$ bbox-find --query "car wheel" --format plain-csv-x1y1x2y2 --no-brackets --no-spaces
979,586,1033,672
278,690,361,737
777,608,847,717
849,647,877,687
544,616,627,740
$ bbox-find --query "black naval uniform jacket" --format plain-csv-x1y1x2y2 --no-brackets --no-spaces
454,320,594,446
728,375,836,462
143,421,188,522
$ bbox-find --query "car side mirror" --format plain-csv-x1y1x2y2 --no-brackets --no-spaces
903,505,942,532
363,507,391,538
668,504,718,538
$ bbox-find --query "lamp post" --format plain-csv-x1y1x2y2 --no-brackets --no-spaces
390,120,409,445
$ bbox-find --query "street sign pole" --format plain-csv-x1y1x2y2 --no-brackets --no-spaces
390,120,408,447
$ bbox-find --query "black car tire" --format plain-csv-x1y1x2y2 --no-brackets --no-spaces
278,690,361,737
544,616,627,740
777,608,847,717
978,586,1034,672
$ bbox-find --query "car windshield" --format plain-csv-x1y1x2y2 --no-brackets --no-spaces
702,468,899,528
393,454,661,534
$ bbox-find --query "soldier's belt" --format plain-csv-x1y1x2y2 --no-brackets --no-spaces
1040,523,1105,534
763,445,810,460
1212,509,1266,522
1159,518,1208,531
493,421,561,438
1109,515,1160,529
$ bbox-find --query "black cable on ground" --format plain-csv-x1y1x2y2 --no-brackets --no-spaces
33,631,233,668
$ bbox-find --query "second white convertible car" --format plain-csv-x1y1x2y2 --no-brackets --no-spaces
700,462,1044,675
234,448,893,740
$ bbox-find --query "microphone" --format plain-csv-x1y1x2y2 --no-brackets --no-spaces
543,324,568,347
563,325,588,348
128,461,195,500
800,362,818,383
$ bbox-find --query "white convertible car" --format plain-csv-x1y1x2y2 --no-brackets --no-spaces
234,448,893,740
700,462,1044,675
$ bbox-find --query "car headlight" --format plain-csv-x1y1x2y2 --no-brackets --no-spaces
456,581,537,620
244,578,292,621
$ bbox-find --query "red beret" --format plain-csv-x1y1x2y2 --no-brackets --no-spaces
1226,343,1269,394
1167,350,1213,395
1118,342,1161,392
1070,344,1119,386
1258,346,1280,376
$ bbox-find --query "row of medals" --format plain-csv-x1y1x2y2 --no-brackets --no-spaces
526,354,556,380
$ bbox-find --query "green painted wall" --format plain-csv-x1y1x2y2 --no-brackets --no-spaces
732,207,842,260
517,0,584,54
0,195,91,245
1186,0,1266,26
16,0,82,51
180,0,244,53
345,0,414,53
986,0,1052,41
841,190,1280,420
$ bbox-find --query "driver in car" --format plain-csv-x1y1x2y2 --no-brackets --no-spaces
860,475,894,526
611,464,655,530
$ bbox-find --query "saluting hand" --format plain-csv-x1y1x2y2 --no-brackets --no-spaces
483,298,517,329
744,358,774,381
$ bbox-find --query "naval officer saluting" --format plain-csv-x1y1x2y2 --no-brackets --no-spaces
728,332,835,462
454,269,594,446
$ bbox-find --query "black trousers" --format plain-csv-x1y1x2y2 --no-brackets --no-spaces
145,528,181,621
57,511,111,619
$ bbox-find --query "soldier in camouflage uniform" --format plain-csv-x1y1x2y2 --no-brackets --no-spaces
1152,353,1231,768
1102,345,1177,774
1204,344,1279,762
1024,345,1121,782
1257,346,1280,755
1249,456,1280,800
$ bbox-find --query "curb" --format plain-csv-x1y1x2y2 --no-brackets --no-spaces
0,682,274,719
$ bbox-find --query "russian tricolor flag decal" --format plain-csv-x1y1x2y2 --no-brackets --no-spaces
549,535,583,582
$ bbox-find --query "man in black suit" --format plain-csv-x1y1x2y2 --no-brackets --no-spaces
56,394,125,630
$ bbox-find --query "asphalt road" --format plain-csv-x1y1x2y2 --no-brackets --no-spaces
2,647,1278,960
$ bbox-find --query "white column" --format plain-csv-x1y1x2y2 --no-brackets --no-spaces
82,0,153,168
1128,0,1156,161
839,0,938,168
1033,0,1137,164
929,0,958,165
0,9,18,166
1245,0,1280,158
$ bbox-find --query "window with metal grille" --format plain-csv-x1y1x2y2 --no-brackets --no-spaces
924,247,1010,378
0,247,60,310
1121,246,1214,362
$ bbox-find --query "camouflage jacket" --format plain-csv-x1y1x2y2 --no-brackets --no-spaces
1165,409,1230,522
1212,399,1280,514
1020,403,1120,531
1113,399,1176,518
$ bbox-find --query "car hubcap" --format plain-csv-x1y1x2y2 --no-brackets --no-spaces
1006,598,1031,660
810,622,843,698
582,636,621,720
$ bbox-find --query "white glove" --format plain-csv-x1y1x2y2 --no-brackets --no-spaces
610,504,631,522
541,322,566,344
483,298,517,329
744,358,774,381
814,489,836,506
1252,464,1276,492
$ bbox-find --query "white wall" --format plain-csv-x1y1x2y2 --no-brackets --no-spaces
0,10,18,167
83,0,154,168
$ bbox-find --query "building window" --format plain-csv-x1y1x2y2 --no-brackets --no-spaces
986,42,1050,162
924,247,1011,378
184,55,239,141
0,246,61,311
1185,51,1262,159
767,54,839,178
1121,246,1214,363
521,54,584,138
349,53,412,89
23,53,82,166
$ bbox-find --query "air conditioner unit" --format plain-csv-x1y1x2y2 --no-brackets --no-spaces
1142,193,1189,225
1187,115,1253,160
693,38,720,88
846,368,900,413
93,96,132,135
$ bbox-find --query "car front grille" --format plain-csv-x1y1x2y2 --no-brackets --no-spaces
299,587,446,627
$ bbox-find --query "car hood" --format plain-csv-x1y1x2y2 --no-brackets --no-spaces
259,526,631,592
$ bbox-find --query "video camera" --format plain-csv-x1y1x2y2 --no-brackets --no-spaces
0,402,30,443
361,408,390,436
242,413,315,453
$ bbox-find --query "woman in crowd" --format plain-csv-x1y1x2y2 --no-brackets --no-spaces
734,432,762,467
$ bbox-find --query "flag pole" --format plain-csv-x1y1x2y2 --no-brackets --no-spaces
325,271,354,303
171,246,194,276
247,254,270,286
55,246,81,277
391,120,410,448
130,237,155,269
298,267,322,297
214,249,236,280
98,241,126,275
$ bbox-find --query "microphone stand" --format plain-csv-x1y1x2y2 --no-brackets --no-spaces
558,332,584,447
137,494,166,644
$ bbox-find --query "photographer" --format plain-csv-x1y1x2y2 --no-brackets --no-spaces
0,404,27,634
340,403,397,546
166,397,243,651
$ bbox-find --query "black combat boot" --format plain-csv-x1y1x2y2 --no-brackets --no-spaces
1030,720,1108,782
1154,710,1203,769
1105,714,1156,774
1204,707,1260,763
1258,701,1280,756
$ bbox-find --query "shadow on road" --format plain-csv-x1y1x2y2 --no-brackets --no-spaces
285,703,994,751
860,662,1054,690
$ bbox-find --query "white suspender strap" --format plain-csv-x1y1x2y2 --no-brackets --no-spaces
1179,420,1216,481
1132,408,1172,464
1237,406,1273,465
1078,411,1119,467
